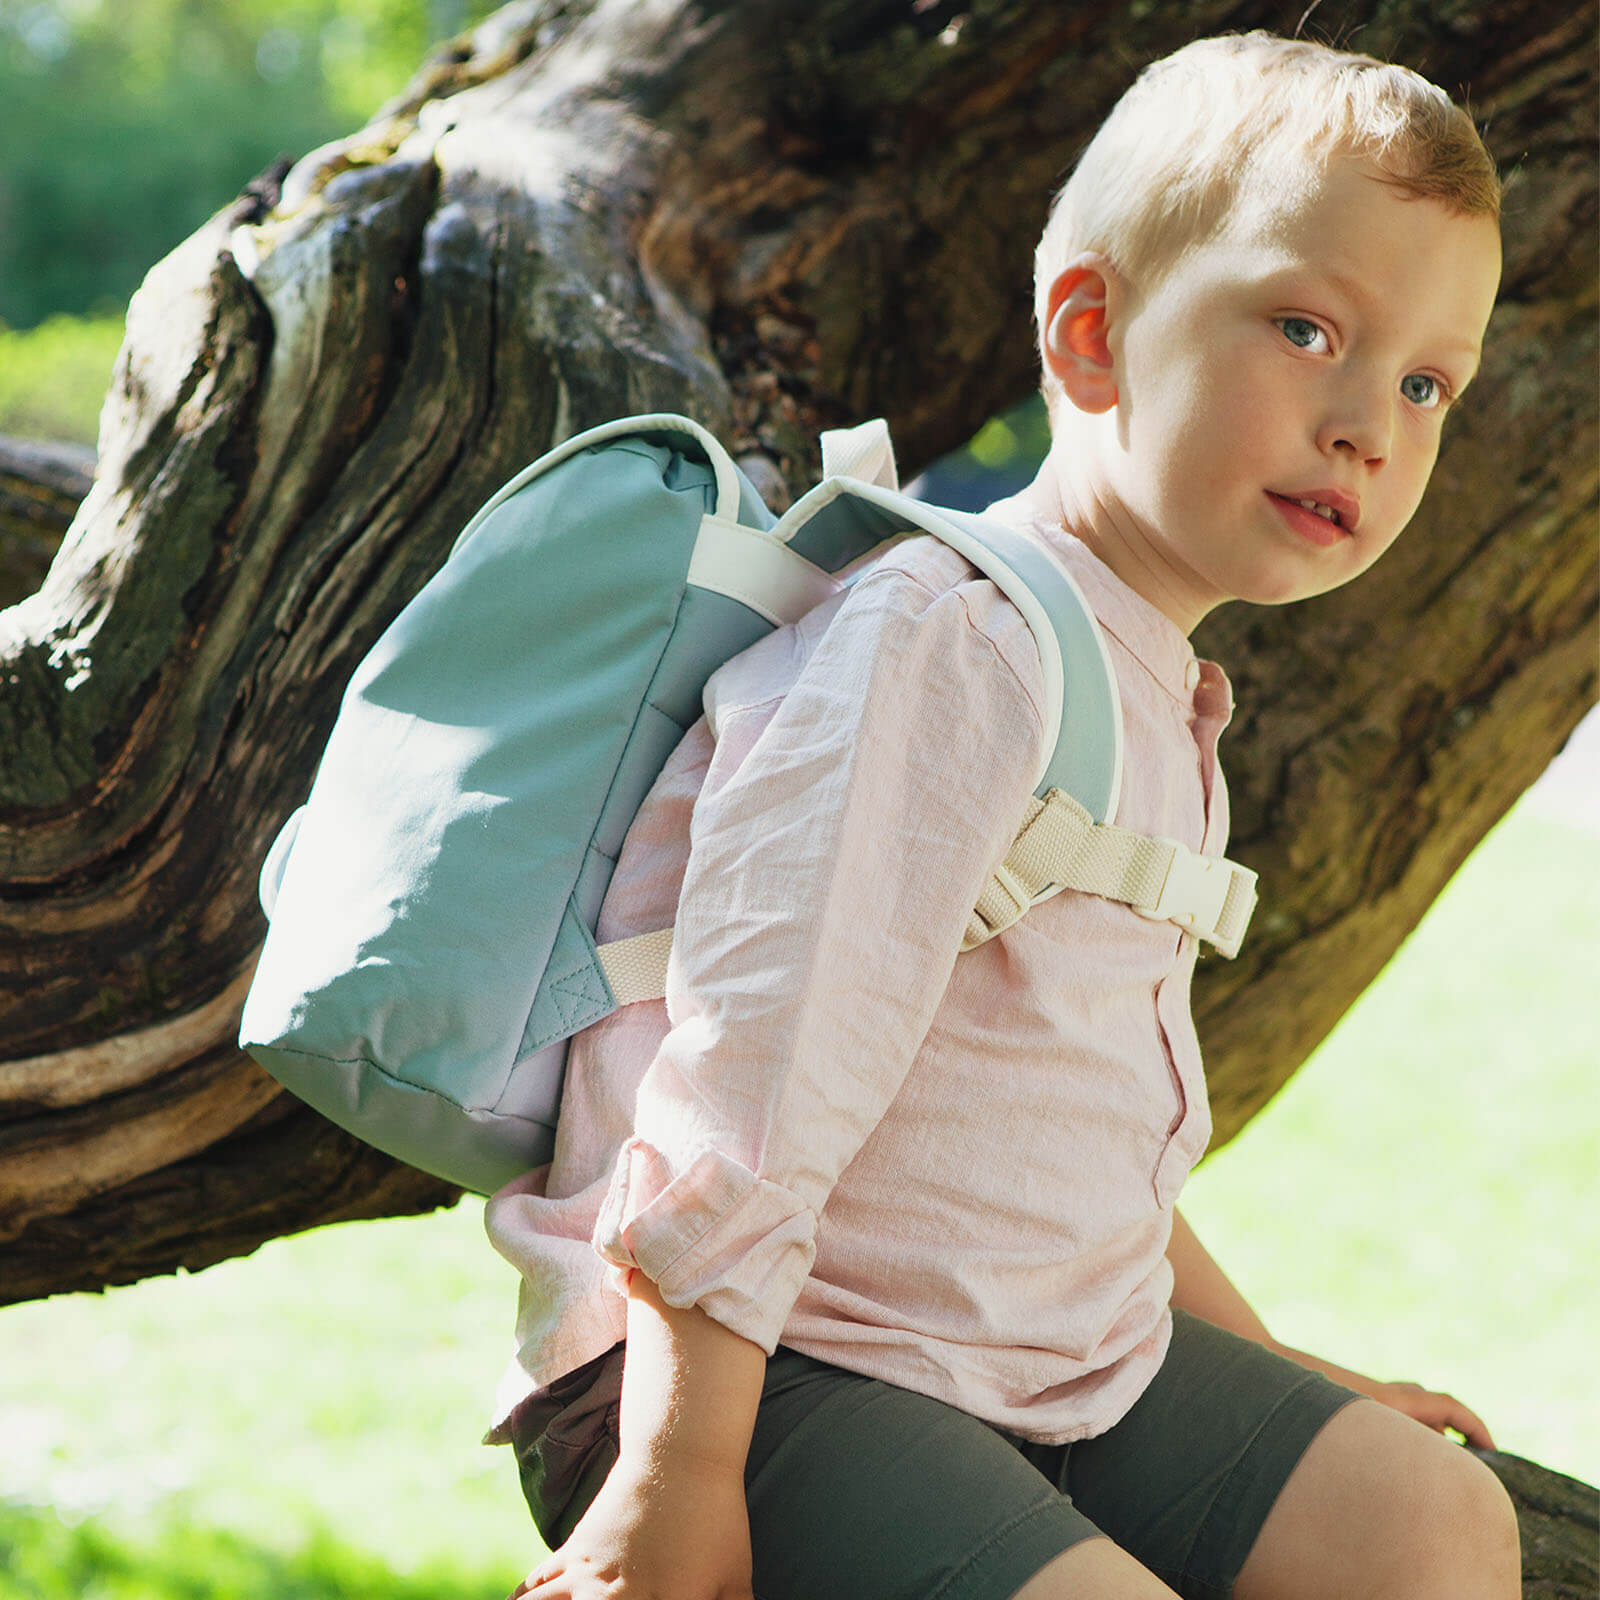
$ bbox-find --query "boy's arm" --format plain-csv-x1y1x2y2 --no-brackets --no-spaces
1167,1208,1496,1449
510,1270,765,1600
1165,1207,1273,1342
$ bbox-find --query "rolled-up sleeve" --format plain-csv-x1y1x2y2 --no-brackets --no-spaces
593,552,1047,1350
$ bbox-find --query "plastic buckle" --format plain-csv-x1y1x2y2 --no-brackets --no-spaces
1132,839,1232,943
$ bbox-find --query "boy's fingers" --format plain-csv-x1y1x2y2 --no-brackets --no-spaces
1378,1382,1495,1451
1425,1390,1490,1447
508,1564,556,1598
1440,1396,1495,1451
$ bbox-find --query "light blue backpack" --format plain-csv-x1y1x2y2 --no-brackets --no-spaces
239,414,1255,1196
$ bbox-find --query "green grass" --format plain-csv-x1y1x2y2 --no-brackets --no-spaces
0,1503,514,1600
1184,798,1598,1485
0,314,125,447
0,1200,536,1594
0,801,1593,1595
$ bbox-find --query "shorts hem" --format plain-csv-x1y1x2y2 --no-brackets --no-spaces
1179,1373,1363,1598
929,1498,1101,1600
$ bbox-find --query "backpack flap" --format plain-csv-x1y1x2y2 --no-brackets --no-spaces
257,804,303,920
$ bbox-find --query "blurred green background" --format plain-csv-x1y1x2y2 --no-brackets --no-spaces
1,3,1595,1596
0,0,504,332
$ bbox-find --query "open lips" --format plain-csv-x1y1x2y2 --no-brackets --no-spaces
1288,496,1343,526
1272,487,1360,531
1266,488,1360,540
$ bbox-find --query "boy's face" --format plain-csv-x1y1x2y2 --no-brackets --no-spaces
1051,156,1502,632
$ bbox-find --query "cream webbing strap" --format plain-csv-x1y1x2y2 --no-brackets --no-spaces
593,797,1256,1010
595,927,674,1006
962,788,1257,958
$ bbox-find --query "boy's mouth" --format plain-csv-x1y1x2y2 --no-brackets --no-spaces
1288,497,1343,526
1266,489,1360,544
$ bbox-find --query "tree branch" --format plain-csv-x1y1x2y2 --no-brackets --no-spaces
0,435,93,608
0,0,1593,1304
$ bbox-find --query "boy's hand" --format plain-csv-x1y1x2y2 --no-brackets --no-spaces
509,1271,766,1600
1270,1339,1499,1450
508,1449,754,1599
1361,1378,1496,1451
1165,1214,1500,1453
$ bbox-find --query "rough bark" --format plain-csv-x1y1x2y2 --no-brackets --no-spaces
0,0,1593,1318
0,436,93,609
1482,1451,1600,1598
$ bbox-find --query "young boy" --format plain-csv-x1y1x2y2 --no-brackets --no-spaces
487,32,1514,1600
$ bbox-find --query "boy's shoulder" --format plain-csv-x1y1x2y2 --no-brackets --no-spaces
850,531,1049,707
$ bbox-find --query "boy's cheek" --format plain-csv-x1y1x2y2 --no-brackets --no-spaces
1350,516,1413,580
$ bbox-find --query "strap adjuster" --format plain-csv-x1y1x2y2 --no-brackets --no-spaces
961,861,1034,951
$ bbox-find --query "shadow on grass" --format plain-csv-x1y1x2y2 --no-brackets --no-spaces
0,1497,521,1599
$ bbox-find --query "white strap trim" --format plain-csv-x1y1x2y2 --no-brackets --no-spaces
687,513,841,625
596,927,674,1007
820,417,899,489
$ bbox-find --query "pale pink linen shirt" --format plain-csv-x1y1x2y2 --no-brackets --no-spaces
485,507,1235,1447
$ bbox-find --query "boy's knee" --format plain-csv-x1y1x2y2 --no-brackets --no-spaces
1255,1400,1521,1600
1432,1448,1520,1588
1394,1434,1521,1597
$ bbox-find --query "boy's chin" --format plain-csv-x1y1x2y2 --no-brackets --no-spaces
1228,570,1346,610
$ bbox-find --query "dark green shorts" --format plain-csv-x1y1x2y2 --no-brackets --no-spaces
509,1309,1359,1600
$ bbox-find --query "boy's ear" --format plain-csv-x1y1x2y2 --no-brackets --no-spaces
1042,255,1119,415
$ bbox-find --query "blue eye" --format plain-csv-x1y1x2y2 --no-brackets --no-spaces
1401,373,1443,408
1277,317,1329,352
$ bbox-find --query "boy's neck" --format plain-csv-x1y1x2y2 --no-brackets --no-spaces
1013,441,1218,638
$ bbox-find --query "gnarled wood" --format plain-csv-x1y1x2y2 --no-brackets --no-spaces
1483,1451,1600,1598
0,0,1593,1343
0,435,94,609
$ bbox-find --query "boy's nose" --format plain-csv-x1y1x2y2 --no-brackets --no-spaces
1317,385,1392,466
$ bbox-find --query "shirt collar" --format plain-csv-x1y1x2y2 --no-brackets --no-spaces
985,501,1220,705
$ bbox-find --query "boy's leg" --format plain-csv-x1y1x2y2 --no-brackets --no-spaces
1056,1310,1519,1600
1013,1538,1182,1598
744,1347,1103,1600
514,1341,1153,1600
1232,1396,1520,1600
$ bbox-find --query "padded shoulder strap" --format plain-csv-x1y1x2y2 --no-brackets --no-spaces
591,417,1260,978
770,477,1123,822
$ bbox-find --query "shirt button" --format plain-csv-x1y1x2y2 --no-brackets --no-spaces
1183,659,1202,692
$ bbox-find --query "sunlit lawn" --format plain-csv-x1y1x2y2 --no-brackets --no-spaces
0,315,126,447
1183,795,1598,1485
0,797,1594,1596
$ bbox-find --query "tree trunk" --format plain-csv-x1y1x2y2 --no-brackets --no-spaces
1483,1452,1600,1599
1,0,1592,1302
0,436,93,609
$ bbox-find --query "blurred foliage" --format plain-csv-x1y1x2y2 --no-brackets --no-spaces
0,311,124,443
914,394,1050,510
0,1497,516,1599
0,0,501,329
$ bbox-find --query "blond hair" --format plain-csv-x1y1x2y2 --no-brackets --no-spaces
1034,32,1500,410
